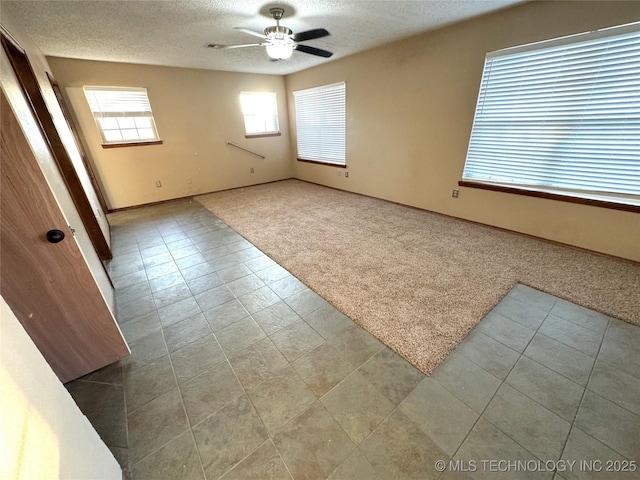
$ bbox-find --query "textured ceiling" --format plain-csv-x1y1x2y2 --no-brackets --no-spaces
3,0,524,75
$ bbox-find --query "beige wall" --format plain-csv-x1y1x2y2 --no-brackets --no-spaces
48,57,292,209
0,296,121,479
287,1,640,262
0,10,115,308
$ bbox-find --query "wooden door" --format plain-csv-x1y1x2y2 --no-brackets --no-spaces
0,91,129,383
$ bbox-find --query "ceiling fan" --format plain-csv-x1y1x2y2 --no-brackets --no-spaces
207,7,333,60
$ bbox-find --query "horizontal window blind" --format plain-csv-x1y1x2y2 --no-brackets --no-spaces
84,87,153,117
462,23,640,202
83,86,159,143
293,82,346,166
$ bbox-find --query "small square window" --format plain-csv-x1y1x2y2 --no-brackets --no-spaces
239,92,280,136
83,86,160,145
98,117,119,130
116,117,135,129
121,129,139,141
134,117,152,129
103,130,123,142
138,128,155,140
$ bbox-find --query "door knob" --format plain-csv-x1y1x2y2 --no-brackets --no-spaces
46,229,65,243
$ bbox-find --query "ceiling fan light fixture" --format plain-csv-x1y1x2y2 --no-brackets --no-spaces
211,7,333,61
266,41,293,59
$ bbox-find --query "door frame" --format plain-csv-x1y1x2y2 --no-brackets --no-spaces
0,31,112,260
47,72,110,214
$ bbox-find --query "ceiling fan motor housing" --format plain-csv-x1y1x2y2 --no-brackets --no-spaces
264,26,293,38
266,7,291,42
269,7,285,21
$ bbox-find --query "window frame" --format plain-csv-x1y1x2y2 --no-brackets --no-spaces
83,86,162,148
293,81,346,167
239,91,281,138
460,22,640,212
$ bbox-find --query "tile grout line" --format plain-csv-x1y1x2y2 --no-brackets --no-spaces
519,331,597,384
111,202,298,476
162,221,210,480
118,207,231,476
112,225,144,475
446,295,560,465
120,361,130,471
199,277,383,478
553,314,609,473
162,213,284,478
161,207,239,479
554,317,636,464
187,275,295,479
122,210,205,477
446,294,632,478
114,203,344,475
269,437,297,480
199,206,427,474
315,344,425,467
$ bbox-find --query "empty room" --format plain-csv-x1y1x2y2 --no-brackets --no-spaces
1,1,639,479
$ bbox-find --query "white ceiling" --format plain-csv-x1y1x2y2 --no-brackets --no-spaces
3,0,524,75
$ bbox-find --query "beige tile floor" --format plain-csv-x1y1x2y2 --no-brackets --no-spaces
66,199,640,479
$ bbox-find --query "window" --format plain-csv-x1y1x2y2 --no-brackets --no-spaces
293,82,346,166
240,92,280,137
83,86,160,145
461,23,640,209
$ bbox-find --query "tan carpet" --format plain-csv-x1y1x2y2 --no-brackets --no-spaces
196,180,640,374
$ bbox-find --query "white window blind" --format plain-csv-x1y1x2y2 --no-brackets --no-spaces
462,23,640,206
240,92,279,136
83,86,159,144
293,82,346,166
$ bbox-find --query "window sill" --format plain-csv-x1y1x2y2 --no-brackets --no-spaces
458,180,639,214
101,140,163,149
245,132,281,139
297,158,347,168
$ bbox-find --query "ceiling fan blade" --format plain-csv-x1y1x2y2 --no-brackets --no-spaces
295,44,333,58
292,28,330,42
225,43,264,49
234,27,267,40
207,43,263,50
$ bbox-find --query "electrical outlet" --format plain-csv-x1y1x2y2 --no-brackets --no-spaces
155,180,162,188
250,167,254,173
452,189,459,198
187,177,192,184
345,171,349,178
